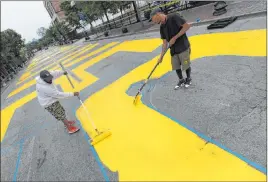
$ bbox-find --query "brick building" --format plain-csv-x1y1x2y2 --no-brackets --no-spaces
43,0,66,24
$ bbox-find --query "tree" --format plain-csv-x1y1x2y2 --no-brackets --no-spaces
74,1,98,28
1,29,25,58
37,27,47,38
0,29,27,77
52,21,71,42
132,1,140,22
60,1,82,30
89,1,115,29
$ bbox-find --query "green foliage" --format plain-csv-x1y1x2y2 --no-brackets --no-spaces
60,1,82,30
0,29,29,78
1,29,26,66
37,27,47,37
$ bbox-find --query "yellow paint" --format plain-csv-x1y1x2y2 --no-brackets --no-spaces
1,92,37,141
60,43,98,66
18,72,31,82
72,39,161,75
1,29,266,180
10,42,118,98
26,61,37,70
16,44,92,85
8,80,36,98
76,29,266,181
25,50,61,72
53,71,98,92
24,45,86,74
60,45,72,52
1,62,99,142
1,40,147,141
64,42,118,67
28,44,94,74
22,45,80,79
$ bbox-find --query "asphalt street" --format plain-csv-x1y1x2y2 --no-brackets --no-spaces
1,15,266,181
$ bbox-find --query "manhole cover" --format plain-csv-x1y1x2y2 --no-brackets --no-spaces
207,16,237,29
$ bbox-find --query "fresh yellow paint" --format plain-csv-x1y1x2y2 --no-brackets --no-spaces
9,42,118,98
21,45,82,77
60,43,98,64
64,42,118,67
16,44,90,85
18,72,31,82
1,29,266,180
1,68,98,142
1,92,37,141
0,39,158,142
8,80,36,98
76,29,266,181
60,45,73,52
25,49,62,72
28,44,95,74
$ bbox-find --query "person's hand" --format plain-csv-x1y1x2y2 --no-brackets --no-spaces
158,56,163,64
74,92,79,96
169,36,177,46
63,71,68,75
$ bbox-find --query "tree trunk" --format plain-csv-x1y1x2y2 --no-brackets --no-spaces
100,16,105,23
101,2,112,29
120,8,123,26
120,7,123,16
132,1,140,22
55,26,67,42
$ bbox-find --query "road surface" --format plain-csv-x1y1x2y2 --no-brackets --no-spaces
1,15,266,181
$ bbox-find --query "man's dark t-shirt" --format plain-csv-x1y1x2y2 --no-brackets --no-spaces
160,13,190,56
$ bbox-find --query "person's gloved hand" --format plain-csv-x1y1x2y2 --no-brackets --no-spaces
63,71,68,75
74,92,79,96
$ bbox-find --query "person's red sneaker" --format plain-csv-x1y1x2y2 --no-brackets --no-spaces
67,121,75,126
64,121,75,129
67,125,80,134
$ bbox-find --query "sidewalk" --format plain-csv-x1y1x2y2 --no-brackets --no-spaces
86,0,266,42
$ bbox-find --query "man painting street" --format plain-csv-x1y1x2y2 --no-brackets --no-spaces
150,8,192,89
36,70,80,134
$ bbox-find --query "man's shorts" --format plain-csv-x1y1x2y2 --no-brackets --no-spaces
171,48,191,71
45,101,66,121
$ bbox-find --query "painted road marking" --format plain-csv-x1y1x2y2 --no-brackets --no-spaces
76,29,266,181
7,42,118,99
8,44,95,98
1,29,266,180
28,44,95,74
17,44,89,85
0,38,160,142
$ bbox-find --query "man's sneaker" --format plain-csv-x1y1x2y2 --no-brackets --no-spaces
67,125,80,134
175,79,185,89
64,121,75,129
185,78,192,88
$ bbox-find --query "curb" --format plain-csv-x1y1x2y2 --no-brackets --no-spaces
87,10,266,43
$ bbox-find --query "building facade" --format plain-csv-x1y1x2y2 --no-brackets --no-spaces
43,1,66,24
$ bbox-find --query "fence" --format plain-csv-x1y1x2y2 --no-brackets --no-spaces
75,1,214,38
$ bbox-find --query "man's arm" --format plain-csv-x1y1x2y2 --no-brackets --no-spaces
159,27,168,63
160,39,168,58
173,14,190,40
45,87,74,99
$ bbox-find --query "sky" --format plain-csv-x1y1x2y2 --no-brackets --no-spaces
1,1,52,43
